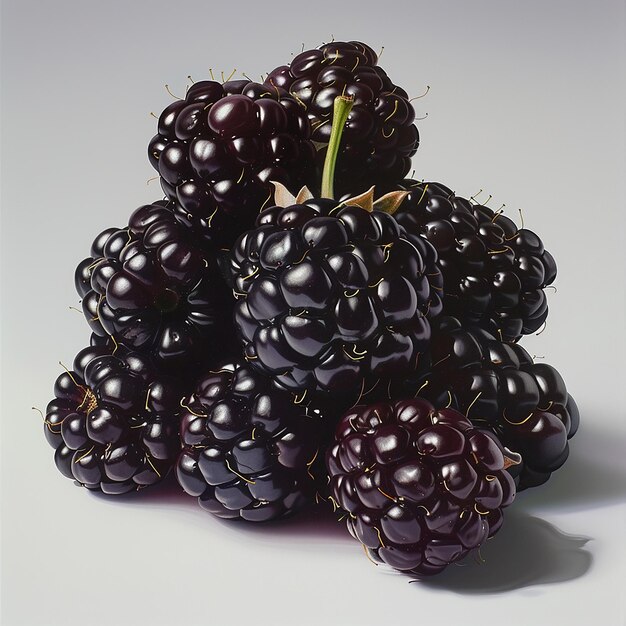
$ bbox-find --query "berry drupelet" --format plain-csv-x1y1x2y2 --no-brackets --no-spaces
75,201,234,373
228,197,443,394
265,41,419,197
393,180,557,342
148,80,317,247
326,399,516,577
44,345,183,494
175,360,326,522
388,316,579,490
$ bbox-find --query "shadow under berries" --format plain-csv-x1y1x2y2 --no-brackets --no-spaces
416,508,592,594
87,473,191,506
516,421,626,513
88,473,353,542
212,501,352,542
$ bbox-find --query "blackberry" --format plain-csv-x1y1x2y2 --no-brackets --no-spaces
175,360,326,521
148,80,316,247
75,201,234,372
266,41,419,197
44,345,183,494
228,198,443,394
388,317,579,490
393,180,556,341
326,399,516,576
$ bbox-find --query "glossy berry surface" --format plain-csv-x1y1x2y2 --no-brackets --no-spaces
75,201,234,372
393,180,557,341
389,316,579,490
326,399,516,576
228,199,443,394
265,41,419,197
149,80,316,247
175,361,325,521
44,345,183,494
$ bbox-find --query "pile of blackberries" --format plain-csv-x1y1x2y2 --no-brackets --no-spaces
42,40,578,579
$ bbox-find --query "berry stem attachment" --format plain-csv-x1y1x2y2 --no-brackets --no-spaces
321,95,354,199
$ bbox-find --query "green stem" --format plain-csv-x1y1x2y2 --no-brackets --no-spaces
321,95,354,199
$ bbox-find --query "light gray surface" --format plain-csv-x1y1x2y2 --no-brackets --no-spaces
1,0,625,624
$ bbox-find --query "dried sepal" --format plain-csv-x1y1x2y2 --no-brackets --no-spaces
503,448,522,469
295,186,314,204
372,190,410,215
271,182,315,208
271,180,409,216
270,181,298,208
340,186,375,212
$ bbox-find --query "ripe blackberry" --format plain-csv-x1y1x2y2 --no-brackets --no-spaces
75,201,234,372
393,180,556,342
148,80,316,247
265,41,419,197
44,345,183,494
175,360,326,521
388,316,579,490
326,399,516,576
228,198,443,394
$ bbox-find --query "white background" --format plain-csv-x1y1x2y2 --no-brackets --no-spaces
2,1,625,624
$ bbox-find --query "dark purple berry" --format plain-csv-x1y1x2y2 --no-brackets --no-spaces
229,199,443,394
393,181,556,341
44,345,183,493
149,81,316,247
385,316,578,490
74,201,234,372
326,399,516,576
265,41,419,197
175,360,328,521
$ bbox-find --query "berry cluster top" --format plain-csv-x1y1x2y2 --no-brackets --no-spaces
266,41,419,197
149,80,316,247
